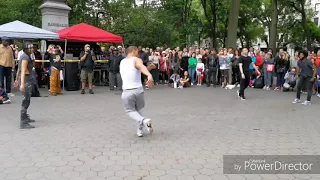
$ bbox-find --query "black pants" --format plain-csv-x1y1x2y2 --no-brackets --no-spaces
232,67,240,84
206,68,217,86
151,64,159,84
296,76,313,101
239,72,250,97
35,68,42,86
217,69,221,84
21,79,32,121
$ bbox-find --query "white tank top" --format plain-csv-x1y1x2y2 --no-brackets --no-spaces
120,57,142,90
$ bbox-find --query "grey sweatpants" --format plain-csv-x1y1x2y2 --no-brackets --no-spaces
121,87,145,123
109,72,122,90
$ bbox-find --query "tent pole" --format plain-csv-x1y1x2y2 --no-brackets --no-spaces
63,39,67,92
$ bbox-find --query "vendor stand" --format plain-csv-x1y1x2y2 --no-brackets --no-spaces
56,23,123,91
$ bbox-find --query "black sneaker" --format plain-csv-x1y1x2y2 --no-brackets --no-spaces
89,89,94,94
26,114,35,123
20,121,35,129
81,89,85,94
240,96,246,100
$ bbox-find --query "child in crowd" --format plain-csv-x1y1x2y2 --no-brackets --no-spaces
170,70,180,88
0,83,11,104
196,58,205,86
283,67,298,92
179,71,190,88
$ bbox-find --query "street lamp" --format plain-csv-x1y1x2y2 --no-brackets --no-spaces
197,21,203,47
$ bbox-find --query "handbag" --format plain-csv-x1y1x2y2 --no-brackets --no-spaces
266,64,274,72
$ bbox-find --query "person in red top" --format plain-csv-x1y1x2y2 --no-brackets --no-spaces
255,50,263,68
315,50,320,67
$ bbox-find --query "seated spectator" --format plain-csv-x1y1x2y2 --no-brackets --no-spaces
179,71,190,88
283,67,298,92
169,70,180,88
0,83,10,104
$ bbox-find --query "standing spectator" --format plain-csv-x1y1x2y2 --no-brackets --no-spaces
227,48,234,84
109,48,123,91
196,48,202,60
248,52,256,87
274,48,290,90
150,51,160,85
33,44,43,87
231,49,240,85
180,48,189,77
188,52,197,85
139,46,149,85
171,49,179,72
219,49,230,88
263,52,274,90
79,44,96,94
49,46,63,96
316,64,320,97
0,37,15,96
255,50,263,68
159,51,168,83
206,49,219,87
292,50,316,105
196,58,205,86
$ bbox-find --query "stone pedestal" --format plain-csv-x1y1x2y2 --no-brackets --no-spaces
39,0,71,32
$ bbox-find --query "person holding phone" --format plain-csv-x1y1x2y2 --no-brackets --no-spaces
49,46,63,96
79,44,96,94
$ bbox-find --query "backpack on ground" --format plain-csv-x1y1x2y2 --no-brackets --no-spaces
254,76,264,89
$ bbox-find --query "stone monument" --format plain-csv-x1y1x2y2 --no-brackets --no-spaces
39,0,71,32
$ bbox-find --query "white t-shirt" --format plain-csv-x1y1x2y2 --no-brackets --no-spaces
120,57,142,90
196,63,205,73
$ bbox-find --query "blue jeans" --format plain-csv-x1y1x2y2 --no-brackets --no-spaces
276,72,285,88
188,68,196,84
0,66,12,93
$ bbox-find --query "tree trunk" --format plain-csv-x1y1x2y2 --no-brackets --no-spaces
269,0,278,54
210,0,217,48
142,0,147,8
226,0,240,49
301,11,311,50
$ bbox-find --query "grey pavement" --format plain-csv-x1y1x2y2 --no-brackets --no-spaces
1,85,320,180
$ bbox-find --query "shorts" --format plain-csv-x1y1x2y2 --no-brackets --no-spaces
197,71,202,76
80,69,93,83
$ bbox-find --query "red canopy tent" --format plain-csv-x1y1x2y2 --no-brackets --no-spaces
57,23,123,43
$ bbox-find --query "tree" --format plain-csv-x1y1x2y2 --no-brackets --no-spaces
226,0,240,49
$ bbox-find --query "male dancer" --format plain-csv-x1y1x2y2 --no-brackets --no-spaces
292,50,316,105
237,48,261,100
120,46,154,137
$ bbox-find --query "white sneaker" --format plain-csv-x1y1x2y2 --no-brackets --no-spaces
142,118,153,134
292,98,301,104
3,99,11,104
191,83,194,86
237,90,240,97
302,101,311,105
266,87,270,90
317,94,320,97
137,122,143,137
263,86,266,90
237,84,240,88
7,93,15,97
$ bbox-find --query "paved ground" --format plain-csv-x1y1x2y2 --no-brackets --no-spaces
1,85,320,180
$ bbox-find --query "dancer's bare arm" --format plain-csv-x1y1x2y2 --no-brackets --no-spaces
134,58,152,77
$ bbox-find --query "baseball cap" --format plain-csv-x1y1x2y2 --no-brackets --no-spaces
117,45,122,49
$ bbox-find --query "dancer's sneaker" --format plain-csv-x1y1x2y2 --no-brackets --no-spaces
301,101,311,105
237,90,240,98
142,118,153,134
263,86,266,90
240,96,246,100
137,126,143,137
292,98,301,104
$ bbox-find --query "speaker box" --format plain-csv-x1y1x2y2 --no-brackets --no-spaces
64,62,80,91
